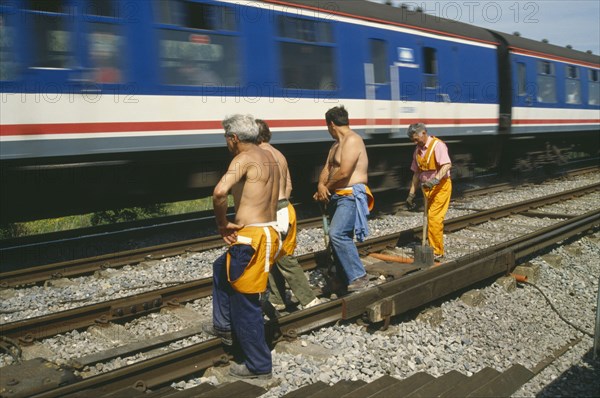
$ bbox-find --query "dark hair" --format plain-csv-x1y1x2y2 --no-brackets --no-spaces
255,119,271,144
406,122,427,138
325,105,349,126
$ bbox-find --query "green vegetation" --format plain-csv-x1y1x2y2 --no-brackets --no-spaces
0,196,232,239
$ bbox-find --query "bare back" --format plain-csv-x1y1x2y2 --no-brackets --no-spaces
327,129,368,188
259,142,290,200
228,146,280,225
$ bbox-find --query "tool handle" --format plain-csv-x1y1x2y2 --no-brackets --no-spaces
422,193,428,246
319,202,330,247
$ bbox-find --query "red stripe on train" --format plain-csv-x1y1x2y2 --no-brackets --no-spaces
0,118,499,136
512,119,600,125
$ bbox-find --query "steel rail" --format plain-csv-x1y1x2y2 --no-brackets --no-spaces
0,217,324,288
30,209,600,398
2,180,597,289
2,184,598,343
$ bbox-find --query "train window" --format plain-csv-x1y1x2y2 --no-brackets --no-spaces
88,23,124,83
26,0,66,13
516,62,526,96
589,69,600,105
278,16,333,43
85,0,117,18
537,61,554,75
278,16,336,90
565,65,581,104
280,43,336,90
423,47,438,88
0,13,18,81
536,61,556,103
24,0,74,68
154,0,236,31
370,39,388,84
155,0,239,86
158,30,239,86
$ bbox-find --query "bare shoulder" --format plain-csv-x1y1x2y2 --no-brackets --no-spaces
350,130,365,142
263,144,287,165
230,151,251,166
345,131,366,147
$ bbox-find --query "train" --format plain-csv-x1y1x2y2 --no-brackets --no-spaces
1,0,598,224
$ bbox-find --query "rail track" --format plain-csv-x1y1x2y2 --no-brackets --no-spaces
0,182,598,397
1,182,598,342
1,168,598,289
2,166,596,273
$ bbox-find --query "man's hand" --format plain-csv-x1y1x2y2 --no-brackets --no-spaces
218,221,244,245
406,193,416,210
422,177,440,189
313,183,331,203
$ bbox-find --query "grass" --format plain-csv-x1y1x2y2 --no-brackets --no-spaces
0,195,234,239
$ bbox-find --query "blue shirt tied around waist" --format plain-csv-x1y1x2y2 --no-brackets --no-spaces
353,184,370,242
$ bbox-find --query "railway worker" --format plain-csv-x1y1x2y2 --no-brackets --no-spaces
207,114,281,380
256,119,321,311
313,105,374,292
405,123,452,260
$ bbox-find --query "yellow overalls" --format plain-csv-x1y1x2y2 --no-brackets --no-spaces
417,138,452,256
227,224,281,294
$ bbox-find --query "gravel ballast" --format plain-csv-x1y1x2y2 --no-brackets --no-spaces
0,173,598,397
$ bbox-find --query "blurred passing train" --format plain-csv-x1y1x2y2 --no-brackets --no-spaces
1,0,599,224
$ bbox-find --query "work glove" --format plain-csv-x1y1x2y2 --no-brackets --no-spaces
406,193,416,210
422,177,440,189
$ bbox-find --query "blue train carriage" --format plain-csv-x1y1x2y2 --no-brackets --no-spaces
249,0,501,139
0,0,503,163
493,31,600,135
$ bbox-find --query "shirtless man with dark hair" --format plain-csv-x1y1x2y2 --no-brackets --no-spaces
314,105,374,292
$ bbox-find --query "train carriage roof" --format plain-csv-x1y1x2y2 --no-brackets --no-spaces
492,31,600,66
264,0,499,45
263,1,599,66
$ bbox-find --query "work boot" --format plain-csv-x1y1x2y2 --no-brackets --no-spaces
302,297,322,309
229,362,272,380
202,323,233,346
271,302,286,311
347,275,369,292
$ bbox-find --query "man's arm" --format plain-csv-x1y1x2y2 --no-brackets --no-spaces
435,163,451,180
314,145,335,202
285,168,293,200
408,172,420,195
213,154,245,243
405,171,420,209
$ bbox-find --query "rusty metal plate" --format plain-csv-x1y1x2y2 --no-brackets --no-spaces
0,358,79,398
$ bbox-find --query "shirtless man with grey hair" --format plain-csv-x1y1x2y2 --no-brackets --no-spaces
206,114,281,380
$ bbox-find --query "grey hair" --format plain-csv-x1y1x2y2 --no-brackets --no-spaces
406,122,427,138
222,114,259,143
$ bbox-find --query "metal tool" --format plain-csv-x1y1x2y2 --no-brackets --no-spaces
413,190,434,269
319,202,343,295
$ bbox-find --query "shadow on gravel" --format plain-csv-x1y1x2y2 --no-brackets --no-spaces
535,347,600,398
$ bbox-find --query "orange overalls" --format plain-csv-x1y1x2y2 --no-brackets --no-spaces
417,138,452,256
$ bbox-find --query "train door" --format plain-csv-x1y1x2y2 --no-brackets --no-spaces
364,39,390,134
420,45,443,128
513,61,533,107
511,59,536,132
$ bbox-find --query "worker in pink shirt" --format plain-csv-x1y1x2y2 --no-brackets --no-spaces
406,123,452,259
